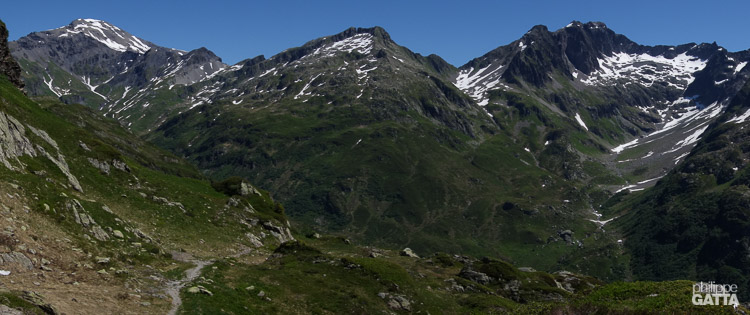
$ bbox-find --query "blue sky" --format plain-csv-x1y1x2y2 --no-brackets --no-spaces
3,0,750,66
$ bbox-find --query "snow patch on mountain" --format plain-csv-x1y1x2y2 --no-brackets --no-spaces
81,76,108,100
62,19,152,54
612,100,723,154
310,33,373,58
575,113,588,131
582,52,706,89
734,62,748,75
453,64,506,106
356,64,377,81
611,137,639,154
295,74,322,99
728,108,750,124
43,73,63,97
667,125,709,153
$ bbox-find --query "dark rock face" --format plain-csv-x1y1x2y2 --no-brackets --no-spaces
0,20,24,89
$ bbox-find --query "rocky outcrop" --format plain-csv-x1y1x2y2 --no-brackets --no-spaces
88,158,111,174
151,195,185,212
0,20,23,89
86,157,130,175
261,221,294,243
131,228,154,243
91,226,110,241
245,233,263,248
0,251,34,270
87,158,129,175
458,267,491,284
553,271,598,294
187,285,213,296
112,159,130,172
67,199,111,241
68,199,94,226
558,230,574,244
0,112,83,192
377,292,411,311
240,181,262,197
36,145,82,192
0,112,36,170
27,126,58,151
20,291,58,315
0,304,23,315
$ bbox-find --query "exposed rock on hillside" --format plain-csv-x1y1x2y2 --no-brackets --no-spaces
0,20,23,89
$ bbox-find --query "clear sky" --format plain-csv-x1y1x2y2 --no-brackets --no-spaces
3,0,750,66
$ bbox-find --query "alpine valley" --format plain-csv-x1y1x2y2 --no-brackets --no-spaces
0,17,747,314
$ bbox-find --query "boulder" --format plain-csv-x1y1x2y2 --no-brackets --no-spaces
0,304,22,315
400,248,419,258
261,222,295,243
91,226,110,241
111,160,130,172
458,268,491,284
20,291,58,315
240,182,262,196
378,292,411,311
78,141,91,151
199,287,213,296
558,230,574,244
188,285,212,296
0,251,33,270
387,295,411,311
245,233,263,248
87,158,111,175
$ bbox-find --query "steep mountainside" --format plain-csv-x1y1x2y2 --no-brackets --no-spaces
606,78,750,300
0,20,294,313
453,21,750,190
10,19,226,132
146,26,632,279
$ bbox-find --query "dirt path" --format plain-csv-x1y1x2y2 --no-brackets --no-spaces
165,252,212,315
163,247,260,315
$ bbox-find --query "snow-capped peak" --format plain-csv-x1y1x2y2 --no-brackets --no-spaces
310,33,374,58
58,19,152,54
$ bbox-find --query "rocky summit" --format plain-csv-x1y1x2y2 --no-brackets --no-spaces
0,17,749,314
0,20,23,89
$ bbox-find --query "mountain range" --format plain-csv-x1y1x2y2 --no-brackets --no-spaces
0,18,748,313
